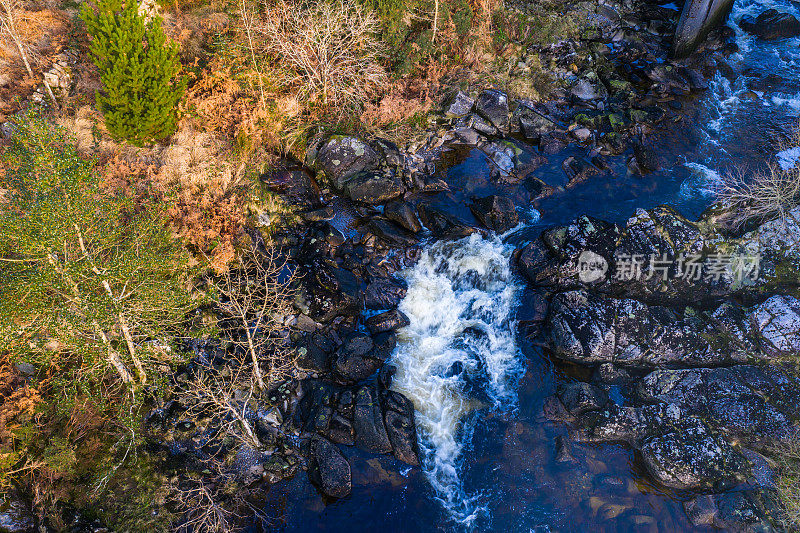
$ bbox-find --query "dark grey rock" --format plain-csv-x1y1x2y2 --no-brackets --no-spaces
341,170,404,205
443,90,475,117
475,89,510,131
332,333,380,383
469,195,519,233
558,382,609,415
381,390,420,465
384,201,422,233
673,0,735,57
363,277,408,310
309,435,352,498
313,136,380,189
741,9,800,40
354,385,393,454
366,309,411,334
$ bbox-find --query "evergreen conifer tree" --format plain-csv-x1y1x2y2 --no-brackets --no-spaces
81,0,186,146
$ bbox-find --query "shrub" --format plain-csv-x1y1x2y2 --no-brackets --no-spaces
0,111,194,396
0,111,194,528
81,0,186,146
257,0,389,113
714,162,800,230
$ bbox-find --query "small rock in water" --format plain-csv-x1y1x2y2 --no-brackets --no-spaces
309,435,352,498
740,9,800,40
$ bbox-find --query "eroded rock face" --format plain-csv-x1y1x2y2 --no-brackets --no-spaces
576,404,751,490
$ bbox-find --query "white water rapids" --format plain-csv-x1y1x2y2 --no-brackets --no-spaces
388,233,523,525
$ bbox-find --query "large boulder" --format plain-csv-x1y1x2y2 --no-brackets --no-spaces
341,170,404,205
740,9,800,40
353,385,393,454
309,435,352,498
578,404,751,490
381,390,420,465
673,0,735,58
311,136,380,189
636,365,800,444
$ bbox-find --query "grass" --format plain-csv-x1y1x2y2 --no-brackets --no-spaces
772,437,800,529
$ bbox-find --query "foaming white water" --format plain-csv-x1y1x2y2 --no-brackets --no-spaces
389,233,523,525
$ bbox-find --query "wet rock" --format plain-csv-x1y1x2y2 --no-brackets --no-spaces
381,390,420,465
475,89,510,132
298,331,336,372
514,106,557,141
417,204,477,240
366,309,411,334
232,446,269,486
558,382,609,415
384,201,422,233
740,9,800,40
632,142,662,173
684,489,783,530
309,435,352,498
579,405,751,490
469,195,519,233
354,385,393,454
341,170,404,205
635,365,800,443
443,90,475,117
554,434,576,463
673,0,735,58
368,219,420,247
325,411,355,445
261,161,321,209
312,136,380,189
544,291,771,368
639,416,750,490
363,277,408,310
562,157,602,185
332,332,377,382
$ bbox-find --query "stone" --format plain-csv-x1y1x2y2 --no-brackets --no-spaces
260,161,322,209
366,309,411,334
475,89,510,131
309,435,352,498
332,333,381,383
384,201,423,233
341,170,404,205
673,0,735,57
740,9,800,40
368,218,420,247
469,195,519,233
353,385,393,454
558,382,609,415
442,90,475,117
381,390,420,465
313,136,380,189
750,295,800,354
363,277,408,310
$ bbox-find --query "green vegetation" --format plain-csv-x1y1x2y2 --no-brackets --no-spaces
81,0,186,146
0,112,194,526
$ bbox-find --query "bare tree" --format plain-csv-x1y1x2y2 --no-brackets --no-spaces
0,0,58,108
212,247,297,391
170,462,243,533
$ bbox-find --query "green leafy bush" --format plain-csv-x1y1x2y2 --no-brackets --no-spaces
81,0,186,146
